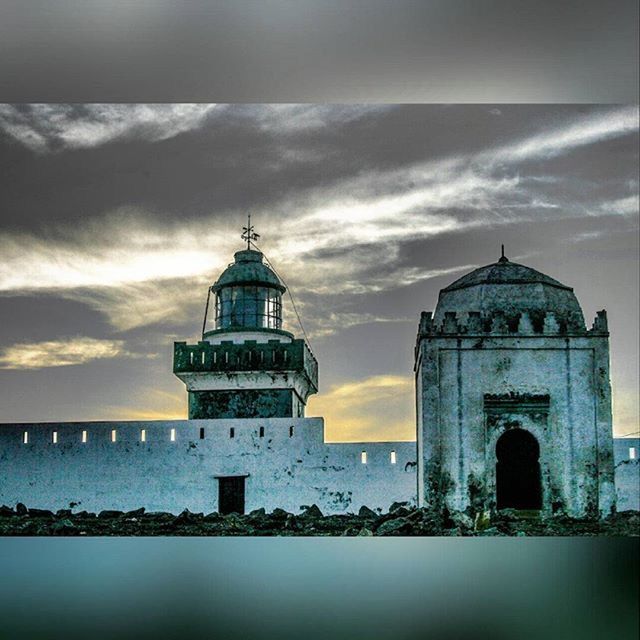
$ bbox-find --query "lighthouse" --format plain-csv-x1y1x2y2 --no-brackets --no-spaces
173,219,318,419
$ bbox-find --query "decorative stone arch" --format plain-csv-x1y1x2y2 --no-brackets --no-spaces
483,393,551,514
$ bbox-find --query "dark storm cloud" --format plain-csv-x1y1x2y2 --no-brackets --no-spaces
0,104,635,231
0,104,393,228
0,104,637,437
0,104,636,331
0,1,637,102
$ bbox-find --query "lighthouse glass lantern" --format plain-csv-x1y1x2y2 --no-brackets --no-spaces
214,279,282,330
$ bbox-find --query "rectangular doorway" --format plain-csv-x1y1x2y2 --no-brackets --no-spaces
217,476,246,515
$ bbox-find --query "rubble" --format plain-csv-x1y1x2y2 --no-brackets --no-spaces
0,503,637,536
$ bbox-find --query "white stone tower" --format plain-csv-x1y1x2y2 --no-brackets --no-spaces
414,249,615,518
174,220,318,419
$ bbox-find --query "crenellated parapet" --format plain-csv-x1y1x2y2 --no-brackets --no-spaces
417,309,608,339
590,310,609,335
174,338,318,389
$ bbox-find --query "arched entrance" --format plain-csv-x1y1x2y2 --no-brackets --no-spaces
496,429,542,510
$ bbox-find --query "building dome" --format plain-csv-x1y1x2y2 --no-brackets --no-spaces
212,249,285,292
208,249,286,333
433,254,585,331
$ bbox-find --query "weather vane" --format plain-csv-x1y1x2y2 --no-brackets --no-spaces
241,214,260,250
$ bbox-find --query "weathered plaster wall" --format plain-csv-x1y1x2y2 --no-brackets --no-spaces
189,389,294,419
417,319,615,517
0,419,416,515
614,437,640,512
175,339,317,419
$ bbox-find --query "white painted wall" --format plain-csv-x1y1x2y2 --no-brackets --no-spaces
0,418,416,515
418,332,615,517
614,437,640,512
1,417,632,516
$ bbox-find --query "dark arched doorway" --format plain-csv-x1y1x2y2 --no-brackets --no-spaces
496,429,542,510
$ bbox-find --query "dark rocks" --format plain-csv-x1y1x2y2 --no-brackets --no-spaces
449,512,473,531
146,512,174,519
496,508,521,522
0,506,638,537
300,504,323,519
98,510,123,519
389,501,410,513
358,505,377,519
409,508,446,535
284,514,301,531
478,527,500,536
51,519,76,535
375,517,412,536
29,508,55,519
174,509,203,524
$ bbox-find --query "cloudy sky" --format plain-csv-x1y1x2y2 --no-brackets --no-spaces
0,104,637,440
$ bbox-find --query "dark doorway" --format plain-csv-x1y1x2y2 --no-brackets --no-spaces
218,476,246,515
496,429,542,510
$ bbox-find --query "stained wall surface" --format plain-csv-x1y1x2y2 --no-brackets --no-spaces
416,312,615,518
0,418,416,515
614,437,640,512
0,418,635,515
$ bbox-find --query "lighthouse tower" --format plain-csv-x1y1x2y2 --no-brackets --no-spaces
173,219,318,419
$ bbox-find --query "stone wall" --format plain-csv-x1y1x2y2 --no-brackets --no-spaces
0,418,416,515
0,418,634,516
614,437,640,512
188,389,294,419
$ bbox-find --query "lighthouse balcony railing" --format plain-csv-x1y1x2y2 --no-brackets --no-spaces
173,339,318,387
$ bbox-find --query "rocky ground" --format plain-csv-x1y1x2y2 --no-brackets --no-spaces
1,502,638,536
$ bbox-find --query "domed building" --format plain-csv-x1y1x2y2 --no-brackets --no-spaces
433,252,586,332
415,249,615,518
